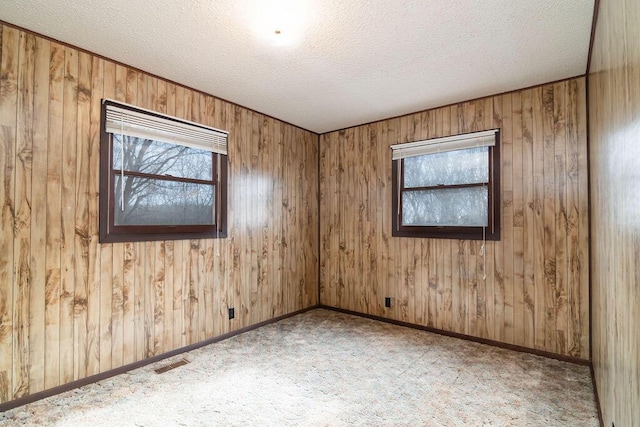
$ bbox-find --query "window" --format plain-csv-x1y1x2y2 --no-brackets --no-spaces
99,100,228,243
391,129,500,240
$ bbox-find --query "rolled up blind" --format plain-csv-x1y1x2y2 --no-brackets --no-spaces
104,99,228,155
391,129,497,160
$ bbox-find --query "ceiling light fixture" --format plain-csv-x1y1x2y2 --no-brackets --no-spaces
243,0,309,47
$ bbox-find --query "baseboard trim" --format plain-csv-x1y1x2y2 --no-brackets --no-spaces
319,305,591,366
0,305,319,413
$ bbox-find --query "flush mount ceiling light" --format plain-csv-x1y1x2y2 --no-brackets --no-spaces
243,0,309,47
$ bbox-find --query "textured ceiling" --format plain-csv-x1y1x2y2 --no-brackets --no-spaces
1,0,594,134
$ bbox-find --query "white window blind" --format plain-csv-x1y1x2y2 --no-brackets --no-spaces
390,129,497,161
104,100,228,155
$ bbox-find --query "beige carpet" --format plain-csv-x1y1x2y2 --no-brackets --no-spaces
0,309,598,426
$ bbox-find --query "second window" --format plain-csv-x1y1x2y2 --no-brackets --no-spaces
391,129,500,240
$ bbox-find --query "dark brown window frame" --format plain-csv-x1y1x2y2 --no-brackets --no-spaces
392,130,501,241
99,100,228,243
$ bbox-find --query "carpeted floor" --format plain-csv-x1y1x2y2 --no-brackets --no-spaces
0,309,599,426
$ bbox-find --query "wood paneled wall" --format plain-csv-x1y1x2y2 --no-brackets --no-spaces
319,77,590,359
0,24,319,405
588,0,640,425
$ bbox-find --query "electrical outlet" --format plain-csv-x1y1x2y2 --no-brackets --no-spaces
385,297,392,308
228,307,235,320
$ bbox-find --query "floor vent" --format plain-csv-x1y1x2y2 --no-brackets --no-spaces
154,359,189,374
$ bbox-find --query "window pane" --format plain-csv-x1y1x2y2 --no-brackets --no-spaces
403,147,488,188
113,135,213,181
114,175,215,226
402,187,488,227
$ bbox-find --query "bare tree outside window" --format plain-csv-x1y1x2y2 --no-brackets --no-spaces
113,135,215,226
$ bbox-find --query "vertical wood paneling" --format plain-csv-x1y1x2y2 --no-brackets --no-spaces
44,41,64,390
552,81,567,355
28,35,50,395
13,31,36,399
511,90,525,349
0,25,20,403
319,77,589,359
541,85,556,354
72,50,91,380
589,0,640,425
521,89,536,351
565,78,580,357
501,93,514,344
530,87,544,352
0,24,318,405
59,45,78,386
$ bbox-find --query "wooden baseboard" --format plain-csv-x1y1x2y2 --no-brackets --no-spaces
319,305,591,366
0,305,318,413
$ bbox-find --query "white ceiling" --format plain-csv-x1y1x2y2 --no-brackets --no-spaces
1,0,594,134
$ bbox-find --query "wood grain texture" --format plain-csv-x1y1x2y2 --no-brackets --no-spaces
319,77,590,359
588,0,640,425
44,41,64,391
0,24,319,405
59,43,78,386
0,25,20,403
29,34,50,395
14,30,36,399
